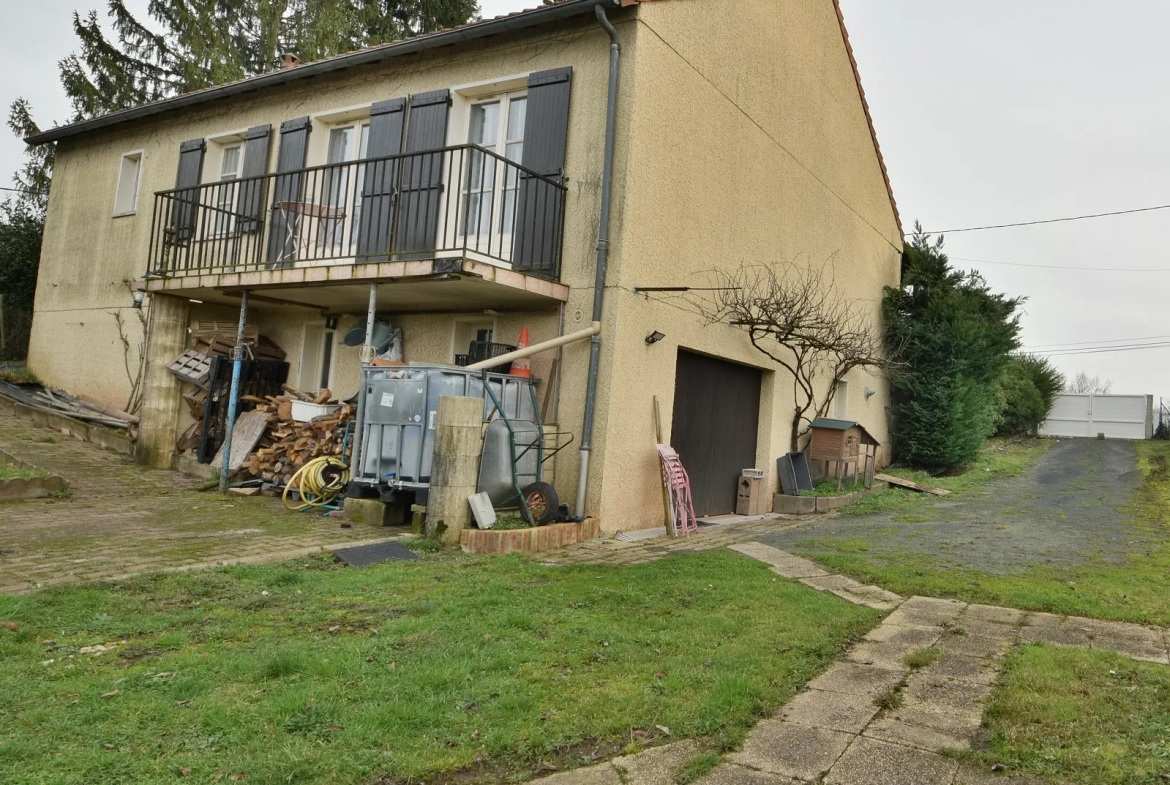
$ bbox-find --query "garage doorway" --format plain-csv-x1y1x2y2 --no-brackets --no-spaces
670,350,762,516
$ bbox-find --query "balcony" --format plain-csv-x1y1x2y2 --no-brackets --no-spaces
146,145,567,286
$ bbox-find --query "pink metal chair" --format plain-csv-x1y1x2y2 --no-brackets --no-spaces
657,445,699,537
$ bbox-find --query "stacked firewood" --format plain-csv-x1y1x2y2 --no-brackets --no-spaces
245,385,355,486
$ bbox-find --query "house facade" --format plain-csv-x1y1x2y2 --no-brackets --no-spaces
26,0,903,531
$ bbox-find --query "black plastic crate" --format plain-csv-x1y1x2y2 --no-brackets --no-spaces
468,341,515,374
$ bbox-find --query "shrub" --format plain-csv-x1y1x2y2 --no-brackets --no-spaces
996,354,1064,436
883,226,1023,471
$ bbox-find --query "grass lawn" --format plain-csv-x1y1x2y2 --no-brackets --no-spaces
840,437,1055,517
0,549,877,784
967,643,1170,784
800,440,1170,626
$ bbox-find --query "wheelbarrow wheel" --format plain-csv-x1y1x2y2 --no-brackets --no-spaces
521,482,559,525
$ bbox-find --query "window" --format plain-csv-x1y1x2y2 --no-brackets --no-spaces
834,381,849,419
320,122,371,253
299,324,337,393
213,144,244,234
452,318,496,364
113,152,143,216
463,92,526,248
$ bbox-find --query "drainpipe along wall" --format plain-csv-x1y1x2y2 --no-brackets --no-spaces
575,3,622,518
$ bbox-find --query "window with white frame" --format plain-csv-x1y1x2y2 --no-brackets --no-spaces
299,324,337,393
463,91,527,251
833,380,849,419
113,152,143,216
320,122,371,253
213,143,244,234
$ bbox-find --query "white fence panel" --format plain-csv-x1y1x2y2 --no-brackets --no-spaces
1039,394,1152,440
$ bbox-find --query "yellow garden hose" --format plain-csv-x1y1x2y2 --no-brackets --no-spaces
282,457,350,511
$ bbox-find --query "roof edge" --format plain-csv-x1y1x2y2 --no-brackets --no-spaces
831,0,903,242
27,0,619,146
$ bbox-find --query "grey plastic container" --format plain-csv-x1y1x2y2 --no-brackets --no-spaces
354,364,536,491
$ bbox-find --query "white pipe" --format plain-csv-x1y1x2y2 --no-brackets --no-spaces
464,322,600,370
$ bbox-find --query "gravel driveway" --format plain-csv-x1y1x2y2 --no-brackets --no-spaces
757,438,1149,574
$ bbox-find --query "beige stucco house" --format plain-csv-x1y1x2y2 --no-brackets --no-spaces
25,0,903,532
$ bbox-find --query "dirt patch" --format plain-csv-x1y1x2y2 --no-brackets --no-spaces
758,439,1148,574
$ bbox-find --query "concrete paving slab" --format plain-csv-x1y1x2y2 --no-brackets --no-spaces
694,763,802,785
951,618,1018,641
885,600,967,630
938,633,1011,660
800,574,868,592
534,764,623,785
611,740,702,785
845,641,920,671
1090,634,1170,664
927,651,1004,686
863,717,973,752
1018,622,1091,649
1020,611,1063,628
903,675,994,716
863,624,944,649
730,720,853,781
826,736,959,785
892,702,985,739
962,604,1024,625
806,662,906,698
780,688,881,733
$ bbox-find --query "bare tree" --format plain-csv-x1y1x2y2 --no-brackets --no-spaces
691,260,890,452
1065,371,1113,395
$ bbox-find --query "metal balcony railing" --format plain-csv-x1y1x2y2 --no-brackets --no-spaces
146,145,567,282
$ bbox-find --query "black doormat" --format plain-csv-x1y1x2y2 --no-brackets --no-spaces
333,540,418,568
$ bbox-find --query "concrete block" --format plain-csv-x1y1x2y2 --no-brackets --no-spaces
344,496,392,526
773,494,817,515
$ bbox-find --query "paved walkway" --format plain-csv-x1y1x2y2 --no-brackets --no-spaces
0,410,394,592
533,542,1169,785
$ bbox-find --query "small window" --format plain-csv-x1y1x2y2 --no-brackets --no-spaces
833,381,849,419
113,152,143,216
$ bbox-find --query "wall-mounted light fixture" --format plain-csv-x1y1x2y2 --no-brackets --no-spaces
645,330,666,345
131,290,145,309
864,387,876,400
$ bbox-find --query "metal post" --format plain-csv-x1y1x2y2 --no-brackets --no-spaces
219,290,249,492
350,284,379,477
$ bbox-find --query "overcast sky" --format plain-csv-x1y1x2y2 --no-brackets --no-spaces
3,1,1169,402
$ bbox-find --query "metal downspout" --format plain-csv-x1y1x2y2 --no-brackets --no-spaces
219,290,250,492
576,2,621,517
350,283,379,478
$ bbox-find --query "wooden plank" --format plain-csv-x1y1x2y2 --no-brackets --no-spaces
212,410,270,473
874,473,951,496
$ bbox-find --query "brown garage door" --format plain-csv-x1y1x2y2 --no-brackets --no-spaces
670,350,762,516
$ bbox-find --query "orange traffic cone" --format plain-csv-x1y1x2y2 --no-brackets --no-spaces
511,327,531,378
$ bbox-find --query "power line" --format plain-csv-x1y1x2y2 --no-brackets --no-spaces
1033,342,1170,358
953,256,1170,273
917,202,1170,235
1026,333,1170,350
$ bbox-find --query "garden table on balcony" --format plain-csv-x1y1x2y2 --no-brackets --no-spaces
274,200,348,264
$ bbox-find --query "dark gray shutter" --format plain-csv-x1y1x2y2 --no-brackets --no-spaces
513,68,572,277
172,138,206,242
394,89,450,256
237,124,271,233
356,98,407,260
266,116,312,265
